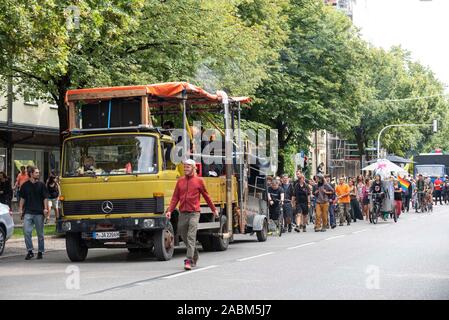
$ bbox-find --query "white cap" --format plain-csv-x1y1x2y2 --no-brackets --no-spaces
183,159,196,166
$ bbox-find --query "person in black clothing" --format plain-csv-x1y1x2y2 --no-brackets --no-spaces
281,174,294,232
19,166,49,260
292,175,310,232
46,175,60,220
268,180,284,222
0,172,13,207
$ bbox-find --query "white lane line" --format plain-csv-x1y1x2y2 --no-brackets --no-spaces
324,235,345,241
237,252,274,262
287,242,316,250
163,265,218,279
352,229,368,234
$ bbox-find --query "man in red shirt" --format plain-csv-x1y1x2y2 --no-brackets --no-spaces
434,176,443,205
166,159,219,270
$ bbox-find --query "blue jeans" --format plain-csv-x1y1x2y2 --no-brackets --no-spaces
328,203,336,227
23,214,45,253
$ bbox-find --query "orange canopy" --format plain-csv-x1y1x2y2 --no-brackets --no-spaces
65,82,250,106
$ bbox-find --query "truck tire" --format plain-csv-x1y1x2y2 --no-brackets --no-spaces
198,235,214,252
256,218,268,242
211,215,229,251
66,232,88,262
153,222,174,261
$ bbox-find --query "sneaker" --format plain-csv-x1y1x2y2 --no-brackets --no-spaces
25,251,34,260
339,223,344,226
331,225,337,229
192,256,198,268
314,229,320,232
294,227,300,233
184,259,192,271
347,222,351,226
37,252,43,260
288,225,292,233
302,226,307,232
320,229,327,232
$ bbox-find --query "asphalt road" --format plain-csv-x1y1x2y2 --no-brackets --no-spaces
1,205,449,300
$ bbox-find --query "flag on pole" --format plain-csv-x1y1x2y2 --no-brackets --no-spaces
398,176,410,192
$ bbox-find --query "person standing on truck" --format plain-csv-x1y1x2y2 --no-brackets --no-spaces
165,159,219,271
19,166,49,260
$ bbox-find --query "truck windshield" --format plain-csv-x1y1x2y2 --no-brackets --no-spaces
63,135,157,177
415,165,444,177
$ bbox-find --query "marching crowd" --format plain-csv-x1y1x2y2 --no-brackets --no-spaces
267,169,448,233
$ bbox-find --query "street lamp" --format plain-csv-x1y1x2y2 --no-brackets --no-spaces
377,121,437,159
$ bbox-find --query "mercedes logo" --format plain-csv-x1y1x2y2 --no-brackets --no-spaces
101,201,113,214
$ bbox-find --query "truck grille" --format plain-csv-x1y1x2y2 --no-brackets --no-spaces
62,198,163,216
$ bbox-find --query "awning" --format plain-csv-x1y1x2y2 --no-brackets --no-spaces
65,82,251,107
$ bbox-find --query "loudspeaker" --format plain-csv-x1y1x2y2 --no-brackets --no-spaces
81,98,141,129
81,101,109,129
110,98,141,128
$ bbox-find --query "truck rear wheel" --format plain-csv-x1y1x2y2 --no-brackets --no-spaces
153,222,174,261
256,218,268,242
212,215,229,251
66,232,88,262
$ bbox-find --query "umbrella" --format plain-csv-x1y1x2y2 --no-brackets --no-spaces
362,159,408,178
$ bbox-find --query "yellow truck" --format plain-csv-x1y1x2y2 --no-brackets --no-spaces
57,82,269,262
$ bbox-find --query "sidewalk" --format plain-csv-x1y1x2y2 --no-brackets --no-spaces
2,235,65,259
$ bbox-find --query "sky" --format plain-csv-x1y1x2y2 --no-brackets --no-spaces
352,0,449,89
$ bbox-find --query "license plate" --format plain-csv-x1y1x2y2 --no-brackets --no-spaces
93,231,120,240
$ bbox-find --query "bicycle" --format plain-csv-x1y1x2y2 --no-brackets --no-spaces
369,192,384,224
268,198,284,237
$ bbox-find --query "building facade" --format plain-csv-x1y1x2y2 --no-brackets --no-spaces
0,85,60,191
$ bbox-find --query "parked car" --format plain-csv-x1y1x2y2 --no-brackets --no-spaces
0,203,14,256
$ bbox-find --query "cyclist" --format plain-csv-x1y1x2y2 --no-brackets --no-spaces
370,174,385,221
268,179,285,232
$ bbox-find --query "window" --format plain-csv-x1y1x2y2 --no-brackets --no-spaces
63,135,157,177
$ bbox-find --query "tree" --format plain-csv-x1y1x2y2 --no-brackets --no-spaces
246,0,368,174
0,0,288,133
346,46,447,162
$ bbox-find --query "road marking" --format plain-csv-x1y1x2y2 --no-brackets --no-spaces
324,235,345,241
352,229,368,234
163,265,218,279
237,252,274,262
287,242,316,250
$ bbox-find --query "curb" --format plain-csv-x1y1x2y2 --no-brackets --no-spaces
7,235,63,244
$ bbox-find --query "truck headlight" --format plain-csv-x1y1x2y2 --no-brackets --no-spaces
143,219,155,229
62,221,72,232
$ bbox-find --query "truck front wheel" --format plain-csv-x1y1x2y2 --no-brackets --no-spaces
153,222,175,261
66,232,88,262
